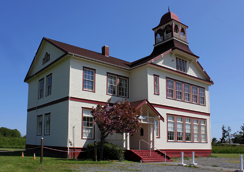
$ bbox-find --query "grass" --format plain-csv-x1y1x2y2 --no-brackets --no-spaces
0,137,26,149
0,148,25,151
211,153,243,159
212,145,244,154
0,152,113,172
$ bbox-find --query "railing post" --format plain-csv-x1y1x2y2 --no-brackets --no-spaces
237,155,244,172
189,151,197,166
40,137,43,163
178,152,186,166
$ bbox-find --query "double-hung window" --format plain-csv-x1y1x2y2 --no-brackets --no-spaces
44,113,50,135
83,68,95,92
199,88,205,105
39,79,44,99
154,75,159,95
155,120,160,137
107,73,128,97
82,109,94,139
176,82,182,100
193,119,199,142
184,84,190,102
177,117,183,141
46,74,52,96
185,118,191,141
37,115,42,135
168,116,175,140
201,120,206,142
118,77,128,97
176,58,187,73
192,86,198,103
167,79,174,98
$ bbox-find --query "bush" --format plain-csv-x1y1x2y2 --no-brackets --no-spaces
212,145,244,154
87,142,124,161
0,127,21,138
0,137,26,148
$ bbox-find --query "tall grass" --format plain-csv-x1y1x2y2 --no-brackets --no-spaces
212,145,244,154
0,137,26,148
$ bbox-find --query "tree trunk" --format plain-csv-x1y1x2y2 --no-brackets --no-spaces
99,136,105,160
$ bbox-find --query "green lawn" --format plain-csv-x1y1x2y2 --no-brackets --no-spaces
0,148,25,151
211,153,243,159
0,152,112,172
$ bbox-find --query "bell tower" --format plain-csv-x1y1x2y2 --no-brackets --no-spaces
152,10,188,46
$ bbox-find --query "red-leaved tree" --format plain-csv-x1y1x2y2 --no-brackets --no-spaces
91,99,141,160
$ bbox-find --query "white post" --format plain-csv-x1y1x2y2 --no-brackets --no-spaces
123,133,126,149
126,133,130,150
189,151,197,166
178,152,186,166
237,155,244,172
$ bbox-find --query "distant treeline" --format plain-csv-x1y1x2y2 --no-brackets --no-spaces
0,127,25,148
212,145,244,154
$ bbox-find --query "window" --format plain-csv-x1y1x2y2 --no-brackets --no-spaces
167,114,207,143
167,79,174,98
181,28,185,36
83,67,95,92
185,118,191,141
140,128,144,136
39,79,44,99
199,88,205,105
166,78,205,105
177,117,183,141
42,52,50,65
174,25,179,33
154,75,159,95
176,58,187,73
176,82,182,100
184,84,190,102
192,86,198,103
156,29,163,43
44,113,50,135
118,77,128,97
37,115,42,135
193,119,199,142
82,109,94,139
107,73,128,97
155,120,160,138
46,74,52,96
168,116,175,141
201,120,206,142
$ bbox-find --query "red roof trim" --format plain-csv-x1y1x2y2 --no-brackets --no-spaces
149,63,213,85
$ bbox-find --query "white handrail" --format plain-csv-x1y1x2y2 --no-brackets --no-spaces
139,139,167,163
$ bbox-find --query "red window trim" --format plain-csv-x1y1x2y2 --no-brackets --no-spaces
156,120,160,138
154,74,160,95
45,73,52,97
166,114,208,143
81,107,95,140
37,115,43,136
166,77,206,106
82,67,96,93
38,78,44,99
44,113,51,136
106,72,129,98
176,57,187,73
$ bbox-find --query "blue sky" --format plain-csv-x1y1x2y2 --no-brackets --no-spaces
0,1,243,140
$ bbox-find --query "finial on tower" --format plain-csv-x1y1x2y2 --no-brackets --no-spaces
168,6,170,12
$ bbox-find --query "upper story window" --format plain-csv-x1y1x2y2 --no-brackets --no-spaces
181,28,185,37
176,58,187,73
155,120,160,138
46,74,52,96
166,78,206,105
37,115,42,136
166,79,174,98
107,73,128,98
154,75,159,95
174,25,179,33
82,109,94,139
83,67,96,92
185,118,191,141
42,52,50,65
201,120,206,142
39,78,44,99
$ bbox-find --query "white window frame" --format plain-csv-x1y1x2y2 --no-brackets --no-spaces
44,113,50,135
83,68,95,92
155,120,160,138
39,79,44,99
118,77,128,97
193,119,199,142
167,79,174,98
108,74,117,95
82,109,94,139
168,116,175,141
176,82,182,100
199,88,205,105
46,74,52,96
201,120,206,142
37,115,42,136
185,118,191,141
177,117,183,141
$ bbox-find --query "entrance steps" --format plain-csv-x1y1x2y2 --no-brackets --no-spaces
126,150,172,163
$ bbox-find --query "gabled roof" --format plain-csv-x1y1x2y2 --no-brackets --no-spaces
130,99,164,121
24,37,213,84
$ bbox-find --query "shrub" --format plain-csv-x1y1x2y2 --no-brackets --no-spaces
87,142,124,161
0,137,26,148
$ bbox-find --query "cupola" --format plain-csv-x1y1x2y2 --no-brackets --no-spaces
152,9,188,46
